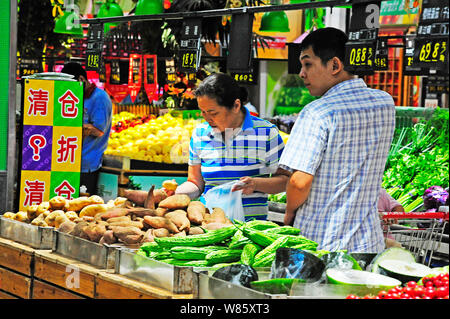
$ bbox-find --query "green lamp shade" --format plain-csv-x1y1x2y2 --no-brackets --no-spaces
259,11,290,32
97,0,124,34
135,0,164,15
54,10,84,37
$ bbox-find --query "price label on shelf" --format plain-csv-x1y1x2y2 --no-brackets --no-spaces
231,73,255,83
179,18,202,72
414,37,448,65
374,37,388,71
85,24,104,72
344,41,376,75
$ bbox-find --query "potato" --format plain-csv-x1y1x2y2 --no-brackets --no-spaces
36,202,50,216
27,204,39,220
67,197,91,212
106,200,116,209
14,211,29,223
65,211,79,222
165,210,190,232
187,201,206,225
162,179,178,191
49,196,67,210
79,204,108,218
44,210,66,227
55,213,71,228
143,216,179,233
113,197,128,207
2,212,15,219
88,195,104,205
31,214,49,227
158,194,191,210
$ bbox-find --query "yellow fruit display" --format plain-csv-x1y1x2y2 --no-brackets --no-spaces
106,112,200,164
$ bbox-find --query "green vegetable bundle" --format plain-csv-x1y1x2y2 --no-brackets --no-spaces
382,108,449,210
135,220,318,268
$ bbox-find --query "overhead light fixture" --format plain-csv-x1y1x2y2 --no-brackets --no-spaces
259,0,290,33
54,9,84,37
97,0,124,34
135,0,164,15
259,11,290,32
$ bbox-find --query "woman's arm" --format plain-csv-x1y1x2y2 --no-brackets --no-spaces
232,168,291,195
175,164,205,199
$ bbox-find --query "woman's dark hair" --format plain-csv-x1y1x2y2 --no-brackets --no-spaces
61,62,88,81
300,27,348,65
194,73,241,110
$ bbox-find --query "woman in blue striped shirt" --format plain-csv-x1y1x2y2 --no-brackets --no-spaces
175,73,290,221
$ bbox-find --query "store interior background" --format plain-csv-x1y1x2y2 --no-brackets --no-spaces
0,0,448,212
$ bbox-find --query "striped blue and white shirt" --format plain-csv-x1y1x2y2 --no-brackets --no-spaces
189,107,285,220
279,78,395,253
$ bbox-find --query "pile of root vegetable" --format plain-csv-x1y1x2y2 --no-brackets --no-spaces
1,180,236,246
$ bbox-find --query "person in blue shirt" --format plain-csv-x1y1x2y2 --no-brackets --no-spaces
61,62,112,196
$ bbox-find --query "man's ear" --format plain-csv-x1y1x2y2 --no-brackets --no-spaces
330,57,344,75
233,98,242,112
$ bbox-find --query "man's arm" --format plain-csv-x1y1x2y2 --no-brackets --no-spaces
284,170,314,226
83,123,104,138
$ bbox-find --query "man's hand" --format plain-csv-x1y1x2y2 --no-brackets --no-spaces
231,176,256,195
83,123,104,138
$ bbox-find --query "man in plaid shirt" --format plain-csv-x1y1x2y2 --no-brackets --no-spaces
279,28,395,252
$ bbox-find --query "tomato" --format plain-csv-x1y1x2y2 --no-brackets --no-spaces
346,294,359,299
435,287,449,298
414,286,425,297
433,279,443,287
425,280,434,288
424,288,436,299
378,290,388,299
406,281,417,288
402,286,415,296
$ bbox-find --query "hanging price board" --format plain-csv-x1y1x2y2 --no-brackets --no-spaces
179,18,202,72
143,54,159,102
412,0,449,74
165,58,177,83
345,41,376,75
344,0,381,75
403,34,426,75
85,24,104,72
374,37,388,71
230,60,259,84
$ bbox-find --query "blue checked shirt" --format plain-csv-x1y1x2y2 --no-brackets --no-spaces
189,107,285,220
279,78,395,253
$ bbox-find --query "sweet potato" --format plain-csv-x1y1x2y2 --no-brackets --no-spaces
27,204,39,220
158,194,191,210
69,221,90,237
67,197,92,212
99,230,117,245
127,207,158,218
79,204,108,218
107,219,144,229
141,229,155,243
152,227,170,238
100,207,129,220
202,222,231,231
58,220,76,233
203,207,231,225
49,196,67,210
84,222,107,242
143,216,179,233
155,207,168,217
110,226,144,245
172,230,186,237
187,201,206,225
165,210,190,232
188,226,205,235
106,216,131,224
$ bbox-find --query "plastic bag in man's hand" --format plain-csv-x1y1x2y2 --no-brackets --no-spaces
204,181,245,222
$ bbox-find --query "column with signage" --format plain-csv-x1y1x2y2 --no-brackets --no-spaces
19,79,83,211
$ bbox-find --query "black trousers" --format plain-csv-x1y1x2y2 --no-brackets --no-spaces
80,169,100,196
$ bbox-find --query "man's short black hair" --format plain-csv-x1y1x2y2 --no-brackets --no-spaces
61,62,88,81
300,27,349,65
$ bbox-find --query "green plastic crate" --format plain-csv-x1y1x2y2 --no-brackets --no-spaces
274,106,304,116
